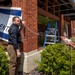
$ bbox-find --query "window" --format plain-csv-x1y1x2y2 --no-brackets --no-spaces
0,0,12,6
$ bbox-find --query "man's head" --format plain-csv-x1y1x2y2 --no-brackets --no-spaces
12,16,21,25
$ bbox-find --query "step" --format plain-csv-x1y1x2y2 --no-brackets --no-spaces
46,35,56,37
48,28,58,31
45,42,55,44
46,35,59,37
49,40,59,42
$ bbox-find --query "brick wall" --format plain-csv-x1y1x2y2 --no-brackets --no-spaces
12,0,38,52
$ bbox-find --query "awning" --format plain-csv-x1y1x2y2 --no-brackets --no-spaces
38,0,75,20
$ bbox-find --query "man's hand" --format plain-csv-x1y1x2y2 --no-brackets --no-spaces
16,49,21,58
22,21,25,25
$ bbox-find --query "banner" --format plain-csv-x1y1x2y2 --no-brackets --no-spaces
0,7,22,42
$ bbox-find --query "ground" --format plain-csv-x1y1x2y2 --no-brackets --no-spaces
18,68,44,75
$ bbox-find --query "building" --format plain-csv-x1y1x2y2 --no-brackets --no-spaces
0,0,75,73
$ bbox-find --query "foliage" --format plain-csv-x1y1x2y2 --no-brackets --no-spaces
37,44,75,75
70,37,75,43
38,15,50,25
0,46,9,75
38,15,55,27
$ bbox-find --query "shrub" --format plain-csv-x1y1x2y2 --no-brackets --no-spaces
37,44,75,75
70,37,75,43
0,46,9,75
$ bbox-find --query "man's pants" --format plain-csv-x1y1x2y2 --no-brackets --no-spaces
7,44,21,75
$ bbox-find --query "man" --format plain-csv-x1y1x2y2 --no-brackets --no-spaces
7,16,25,75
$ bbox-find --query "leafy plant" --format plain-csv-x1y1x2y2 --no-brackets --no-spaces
0,46,9,75
37,44,75,75
70,37,75,43
38,15,55,26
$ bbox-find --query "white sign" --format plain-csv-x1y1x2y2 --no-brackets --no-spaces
0,7,22,42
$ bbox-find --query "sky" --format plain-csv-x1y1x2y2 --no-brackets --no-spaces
74,0,75,2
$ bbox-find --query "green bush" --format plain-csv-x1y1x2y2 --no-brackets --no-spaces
70,37,75,43
0,46,9,75
38,15,55,26
37,44,75,75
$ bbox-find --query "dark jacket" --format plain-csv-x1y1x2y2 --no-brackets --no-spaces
8,24,22,50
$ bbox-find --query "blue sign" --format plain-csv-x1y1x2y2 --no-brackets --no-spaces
0,7,22,42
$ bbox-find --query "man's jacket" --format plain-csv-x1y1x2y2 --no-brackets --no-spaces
8,24,22,50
